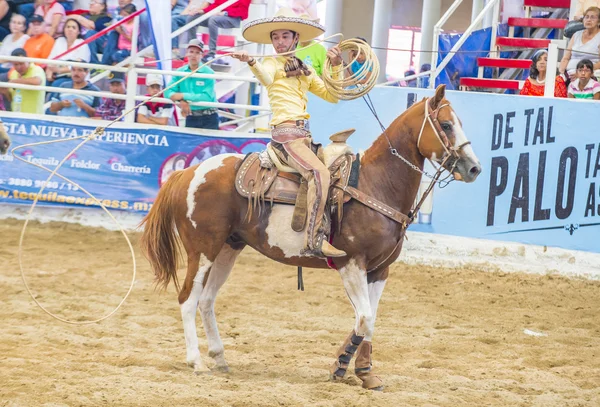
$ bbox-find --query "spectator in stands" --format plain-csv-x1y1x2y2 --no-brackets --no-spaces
0,0,15,41
560,7,600,80
568,58,600,99
110,0,151,50
520,50,567,97
346,37,372,85
137,73,176,126
94,70,126,120
49,65,101,117
418,63,431,88
185,0,251,63
171,0,191,59
69,0,112,64
23,14,54,61
575,0,600,20
165,39,218,130
289,0,318,19
14,1,36,25
403,69,417,87
0,48,46,114
46,18,91,86
0,14,29,75
33,0,66,38
59,0,74,13
295,15,326,77
102,3,135,65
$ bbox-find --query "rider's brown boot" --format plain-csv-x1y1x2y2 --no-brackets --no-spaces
321,241,346,257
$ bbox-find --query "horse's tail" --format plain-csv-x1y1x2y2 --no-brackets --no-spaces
139,170,185,293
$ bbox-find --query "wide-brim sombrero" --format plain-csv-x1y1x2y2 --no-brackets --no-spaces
242,7,325,44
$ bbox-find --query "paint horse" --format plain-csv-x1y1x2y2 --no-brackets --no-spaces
0,121,10,155
140,85,482,390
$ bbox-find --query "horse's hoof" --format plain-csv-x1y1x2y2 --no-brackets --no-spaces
193,367,212,375
213,364,230,373
360,375,384,391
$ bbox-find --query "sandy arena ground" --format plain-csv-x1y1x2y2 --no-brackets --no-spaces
0,218,599,407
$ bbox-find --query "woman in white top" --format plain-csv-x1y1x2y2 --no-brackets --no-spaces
45,17,91,85
0,14,29,73
560,6,600,79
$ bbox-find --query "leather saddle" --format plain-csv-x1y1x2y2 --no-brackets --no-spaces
235,129,359,232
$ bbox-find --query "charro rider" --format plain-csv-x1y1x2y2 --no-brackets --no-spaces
232,8,346,259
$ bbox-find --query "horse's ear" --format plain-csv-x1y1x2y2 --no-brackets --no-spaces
431,84,446,109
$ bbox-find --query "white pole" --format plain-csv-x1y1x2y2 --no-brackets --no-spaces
371,0,393,83
471,0,484,30
324,0,343,49
420,0,442,68
545,41,559,98
124,15,140,124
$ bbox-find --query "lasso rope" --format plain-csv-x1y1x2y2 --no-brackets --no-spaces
12,32,377,325
321,37,380,100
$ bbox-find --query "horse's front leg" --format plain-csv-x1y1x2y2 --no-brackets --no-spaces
331,265,387,390
330,259,374,382
354,268,388,390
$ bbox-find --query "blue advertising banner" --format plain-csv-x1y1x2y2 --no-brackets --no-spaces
0,114,269,213
307,87,600,253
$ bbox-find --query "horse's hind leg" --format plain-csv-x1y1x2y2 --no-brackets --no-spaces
179,251,215,374
198,240,244,372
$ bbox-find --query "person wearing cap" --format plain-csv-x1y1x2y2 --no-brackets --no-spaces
137,73,176,126
164,39,218,130
94,71,126,121
49,64,101,118
231,8,346,259
0,47,46,114
23,14,54,61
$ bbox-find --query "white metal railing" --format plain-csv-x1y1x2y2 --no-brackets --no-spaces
1,55,268,128
429,0,501,88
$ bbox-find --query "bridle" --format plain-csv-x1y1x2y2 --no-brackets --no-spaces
382,97,471,185
380,96,472,223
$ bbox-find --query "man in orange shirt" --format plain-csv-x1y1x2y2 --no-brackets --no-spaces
23,14,54,61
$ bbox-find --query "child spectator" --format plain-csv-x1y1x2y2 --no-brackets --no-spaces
137,73,176,126
23,14,55,61
520,50,567,97
104,3,135,65
33,0,66,38
346,37,372,85
568,59,600,99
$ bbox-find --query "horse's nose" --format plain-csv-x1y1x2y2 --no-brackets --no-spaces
469,164,481,177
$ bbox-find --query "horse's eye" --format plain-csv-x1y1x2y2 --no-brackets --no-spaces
441,122,452,132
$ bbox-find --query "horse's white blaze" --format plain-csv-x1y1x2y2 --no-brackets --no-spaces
265,205,305,257
339,259,373,338
186,154,242,228
366,280,386,341
451,112,478,163
181,254,212,370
